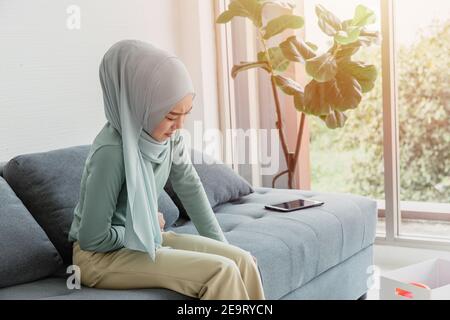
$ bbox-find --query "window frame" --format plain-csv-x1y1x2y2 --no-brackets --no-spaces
377,0,450,250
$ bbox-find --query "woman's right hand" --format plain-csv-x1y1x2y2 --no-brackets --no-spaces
158,211,166,231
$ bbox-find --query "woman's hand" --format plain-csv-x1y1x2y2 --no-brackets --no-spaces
158,211,165,231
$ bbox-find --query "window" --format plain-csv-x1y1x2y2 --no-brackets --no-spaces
394,0,450,239
304,0,450,243
304,0,386,233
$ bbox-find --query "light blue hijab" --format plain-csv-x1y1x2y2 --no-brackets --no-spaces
99,40,195,262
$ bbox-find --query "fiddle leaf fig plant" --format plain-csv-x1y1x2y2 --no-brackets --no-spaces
216,0,380,188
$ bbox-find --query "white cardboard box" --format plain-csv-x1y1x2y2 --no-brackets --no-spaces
380,258,450,300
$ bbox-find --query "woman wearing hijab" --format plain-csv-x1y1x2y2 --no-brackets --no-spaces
67,40,265,300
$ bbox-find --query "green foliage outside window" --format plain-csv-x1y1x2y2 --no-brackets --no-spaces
310,21,450,203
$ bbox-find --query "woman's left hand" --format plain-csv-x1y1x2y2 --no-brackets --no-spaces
158,211,165,231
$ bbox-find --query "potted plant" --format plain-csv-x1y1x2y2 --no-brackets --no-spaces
216,0,380,188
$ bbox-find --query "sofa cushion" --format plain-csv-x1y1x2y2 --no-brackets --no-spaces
171,187,378,300
0,177,63,288
165,148,254,219
0,276,194,300
0,275,194,300
3,145,179,265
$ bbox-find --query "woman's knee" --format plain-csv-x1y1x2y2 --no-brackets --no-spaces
225,247,254,269
211,255,241,275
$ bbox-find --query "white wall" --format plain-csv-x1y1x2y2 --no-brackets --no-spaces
0,0,221,162
175,0,221,159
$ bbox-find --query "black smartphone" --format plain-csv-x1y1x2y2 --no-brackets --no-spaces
264,198,324,212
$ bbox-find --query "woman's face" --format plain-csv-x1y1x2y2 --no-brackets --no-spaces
149,94,193,142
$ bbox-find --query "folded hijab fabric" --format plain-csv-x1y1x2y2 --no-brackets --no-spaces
99,39,195,262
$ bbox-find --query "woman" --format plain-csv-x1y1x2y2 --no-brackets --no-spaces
67,40,265,300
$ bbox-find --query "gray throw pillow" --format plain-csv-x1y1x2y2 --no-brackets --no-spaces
0,162,6,177
165,148,254,219
0,177,63,288
3,145,179,265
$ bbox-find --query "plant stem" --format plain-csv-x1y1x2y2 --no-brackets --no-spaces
270,76,290,160
291,112,306,185
332,44,342,57
258,29,305,189
272,170,289,188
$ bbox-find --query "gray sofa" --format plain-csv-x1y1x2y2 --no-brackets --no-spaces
0,144,377,300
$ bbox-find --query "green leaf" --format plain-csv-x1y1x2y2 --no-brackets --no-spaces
263,15,304,40
320,111,348,129
216,10,235,24
305,41,318,51
304,72,363,116
333,43,361,62
280,36,316,63
258,47,290,72
231,61,270,79
315,4,342,36
351,5,376,27
342,19,354,30
340,61,378,93
359,29,381,46
304,80,334,115
334,26,361,45
273,74,303,96
258,0,296,10
294,92,305,112
331,72,363,111
305,52,338,83
217,0,263,27
333,29,378,53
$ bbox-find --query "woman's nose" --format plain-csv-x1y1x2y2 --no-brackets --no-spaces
174,118,183,129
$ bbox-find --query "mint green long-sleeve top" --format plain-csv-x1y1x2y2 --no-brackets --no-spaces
68,122,228,252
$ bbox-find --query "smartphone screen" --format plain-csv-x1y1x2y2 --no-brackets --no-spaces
265,199,324,212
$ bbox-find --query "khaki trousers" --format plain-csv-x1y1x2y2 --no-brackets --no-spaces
72,230,265,300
